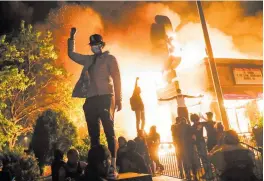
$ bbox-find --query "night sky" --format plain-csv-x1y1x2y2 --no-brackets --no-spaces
0,1,262,35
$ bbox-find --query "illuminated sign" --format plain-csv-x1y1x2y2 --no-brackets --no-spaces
233,68,263,85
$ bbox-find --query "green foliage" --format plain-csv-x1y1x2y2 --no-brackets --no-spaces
245,100,262,128
31,109,78,167
13,154,40,181
0,20,82,149
0,148,39,180
74,137,91,161
73,132,108,161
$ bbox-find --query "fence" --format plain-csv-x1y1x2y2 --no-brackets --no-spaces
158,142,263,180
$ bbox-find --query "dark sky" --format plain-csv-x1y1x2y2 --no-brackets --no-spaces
0,1,262,35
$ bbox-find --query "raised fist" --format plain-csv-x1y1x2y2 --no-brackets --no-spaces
70,27,77,39
136,77,139,80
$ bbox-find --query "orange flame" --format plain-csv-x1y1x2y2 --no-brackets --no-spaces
39,2,262,140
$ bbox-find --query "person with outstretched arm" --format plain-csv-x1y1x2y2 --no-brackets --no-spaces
67,27,122,179
130,77,145,132
158,89,202,124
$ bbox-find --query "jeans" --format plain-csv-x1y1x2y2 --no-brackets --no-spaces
196,141,212,178
83,95,116,158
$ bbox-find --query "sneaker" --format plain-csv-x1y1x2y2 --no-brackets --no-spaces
107,166,119,180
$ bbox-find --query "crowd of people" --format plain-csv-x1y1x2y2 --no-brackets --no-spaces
171,113,259,181
48,126,163,181
0,28,260,181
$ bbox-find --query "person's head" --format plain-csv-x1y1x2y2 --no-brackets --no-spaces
54,149,64,161
137,130,145,138
190,113,200,123
223,130,239,145
89,34,105,55
118,136,127,148
150,126,157,134
88,145,111,177
67,149,79,166
175,117,187,124
127,140,137,152
206,112,214,120
176,89,182,94
215,122,224,133
175,117,182,124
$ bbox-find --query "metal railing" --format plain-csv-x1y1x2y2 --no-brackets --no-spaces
158,142,263,180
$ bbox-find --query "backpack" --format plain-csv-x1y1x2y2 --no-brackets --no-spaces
130,96,137,111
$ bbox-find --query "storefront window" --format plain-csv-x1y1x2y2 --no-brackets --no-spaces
225,100,252,133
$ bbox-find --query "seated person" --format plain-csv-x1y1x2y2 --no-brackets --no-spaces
83,145,112,181
116,136,128,173
121,140,149,174
58,149,87,181
209,130,259,181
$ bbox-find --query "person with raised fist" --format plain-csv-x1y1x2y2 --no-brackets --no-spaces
130,77,145,133
68,27,122,179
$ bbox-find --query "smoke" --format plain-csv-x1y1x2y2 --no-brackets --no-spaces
38,2,262,139
0,2,33,34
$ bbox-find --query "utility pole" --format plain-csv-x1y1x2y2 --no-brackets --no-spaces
196,1,229,129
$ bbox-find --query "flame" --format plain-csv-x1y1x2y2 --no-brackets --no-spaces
158,143,175,156
39,3,262,141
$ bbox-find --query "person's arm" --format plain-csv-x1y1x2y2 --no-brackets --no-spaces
80,161,88,169
68,28,92,66
158,96,177,101
199,113,208,121
109,55,122,111
184,94,203,98
58,167,66,181
134,77,139,90
132,77,140,96
157,134,161,144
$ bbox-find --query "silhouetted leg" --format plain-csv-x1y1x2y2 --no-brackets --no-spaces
99,95,116,158
83,97,100,147
141,110,145,131
135,110,140,132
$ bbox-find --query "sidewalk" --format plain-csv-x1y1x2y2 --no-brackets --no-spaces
153,175,185,181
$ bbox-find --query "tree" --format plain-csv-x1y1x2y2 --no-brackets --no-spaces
30,109,78,174
0,21,82,149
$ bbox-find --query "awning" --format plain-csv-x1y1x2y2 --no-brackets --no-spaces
223,94,259,100
208,86,263,100
222,87,263,100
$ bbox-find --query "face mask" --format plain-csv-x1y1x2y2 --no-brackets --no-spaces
91,45,102,54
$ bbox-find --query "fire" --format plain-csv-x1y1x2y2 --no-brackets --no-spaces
41,3,262,141
158,143,175,156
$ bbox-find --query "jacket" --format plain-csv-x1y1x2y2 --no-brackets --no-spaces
209,144,254,173
68,39,122,101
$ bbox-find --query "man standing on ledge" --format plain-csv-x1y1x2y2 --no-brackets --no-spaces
68,28,122,179
159,89,202,124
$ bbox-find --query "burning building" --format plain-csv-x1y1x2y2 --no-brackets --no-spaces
157,57,263,135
